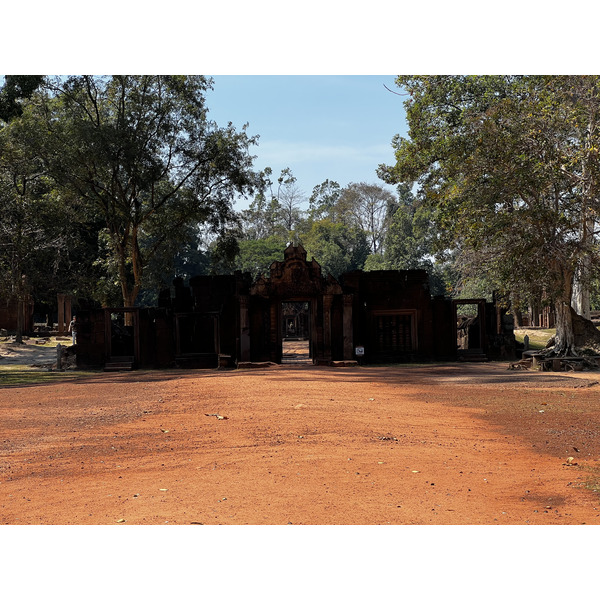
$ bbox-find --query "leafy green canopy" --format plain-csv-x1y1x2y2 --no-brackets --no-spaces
0,76,44,121
0,96,102,318
30,75,259,307
380,75,600,352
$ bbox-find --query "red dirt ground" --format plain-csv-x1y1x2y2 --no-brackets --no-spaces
1,362,600,525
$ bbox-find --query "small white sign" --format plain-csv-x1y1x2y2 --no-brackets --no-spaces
355,346,365,356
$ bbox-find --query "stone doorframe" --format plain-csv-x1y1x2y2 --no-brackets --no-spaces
452,299,487,355
268,297,319,364
247,244,354,365
103,308,140,362
263,294,355,365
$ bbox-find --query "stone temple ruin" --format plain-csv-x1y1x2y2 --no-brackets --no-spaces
74,244,515,370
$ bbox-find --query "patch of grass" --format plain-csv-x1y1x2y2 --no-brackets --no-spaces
0,366,97,388
514,328,556,350
0,336,72,348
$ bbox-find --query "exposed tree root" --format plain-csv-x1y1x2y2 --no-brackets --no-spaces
545,308,600,361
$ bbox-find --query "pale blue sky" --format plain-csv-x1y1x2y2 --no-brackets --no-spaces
206,75,407,207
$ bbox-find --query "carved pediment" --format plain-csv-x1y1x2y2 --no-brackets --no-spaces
284,243,308,262
250,244,340,298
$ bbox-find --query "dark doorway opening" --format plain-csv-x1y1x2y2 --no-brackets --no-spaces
176,313,218,355
174,312,220,368
109,311,135,356
454,300,486,359
105,308,139,370
281,301,312,363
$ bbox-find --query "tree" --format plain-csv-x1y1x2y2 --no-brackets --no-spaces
0,76,44,121
234,236,287,278
381,75,600,354
383,183,434,270
308,179,342,221
0,75,50,340
239,167,306,242
275,169,305,233
134,222,213,306
0,123,45,341
336,182,396,254
301,219,369,279
31,75,259,309
0,108,89,339
380,183,454,296
240,191,285,241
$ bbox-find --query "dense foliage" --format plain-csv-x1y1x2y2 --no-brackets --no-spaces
380,75,600,353
1,76,261,322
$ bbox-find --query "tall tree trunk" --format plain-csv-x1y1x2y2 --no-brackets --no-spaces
116,241,137,327
116,230,143,327
572,262,591,319
572,206,594,319
122,289,138,327
511,292,523,328
513,308,523,329
552,262,600,355
552,263,576,355
572,121,595,320
15,299,24,344
554,299,576,355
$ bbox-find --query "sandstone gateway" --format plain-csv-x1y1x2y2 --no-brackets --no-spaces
75,245,515,370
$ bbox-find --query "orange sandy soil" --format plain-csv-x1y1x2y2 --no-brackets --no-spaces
1,362,600,525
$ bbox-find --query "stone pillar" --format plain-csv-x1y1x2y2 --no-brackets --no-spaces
57,294,66,334
343,294,354,360
57,294,72,334
239,295,250,362
310,298,319,362
323,294,333,363
270,301,279,363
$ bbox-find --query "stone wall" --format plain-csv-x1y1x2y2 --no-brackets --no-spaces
75,246,515,369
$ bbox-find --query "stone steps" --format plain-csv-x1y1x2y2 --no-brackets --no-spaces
104,356,135,371
458,353,489,362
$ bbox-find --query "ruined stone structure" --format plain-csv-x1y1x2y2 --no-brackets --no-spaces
75,244,515,369
1,290,74,335
0,291,34,333
56,294,74,334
